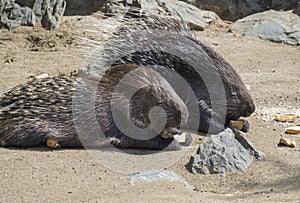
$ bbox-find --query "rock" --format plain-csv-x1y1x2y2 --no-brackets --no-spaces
230,10,300,45
0,0,66,30
279,137,296,147
0,0,35,30
188,129,254,176
285,126,300,134
33,0,66,30
129,170,194,189
274,113,300,122
105,0,219,31
189,0,299,21
144,0,219,30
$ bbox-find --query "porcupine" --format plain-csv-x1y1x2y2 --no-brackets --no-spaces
0,64,191,150
82,12,256,135
0,12,255,151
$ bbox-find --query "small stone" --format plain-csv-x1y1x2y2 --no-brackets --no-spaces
129,170,194,190
188,129,254,175
279,137,296,148
285,126,300,134
30,73,49,80
275,114,299,122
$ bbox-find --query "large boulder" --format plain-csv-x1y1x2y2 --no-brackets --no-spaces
0,0,35,30
1,0,66,30
105,0,220,31
230,10,300,45
33,0,66,30
188,0,299,21
142,0,219,30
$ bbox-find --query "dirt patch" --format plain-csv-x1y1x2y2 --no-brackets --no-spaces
25,30,74,52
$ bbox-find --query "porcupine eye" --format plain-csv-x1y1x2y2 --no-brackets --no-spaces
231,92,239,102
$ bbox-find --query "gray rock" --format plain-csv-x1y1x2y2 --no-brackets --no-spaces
188,129,253,176
230,10,300,45
129,170,194,189
33,0,66,30
143,0,219,30
1,0,66,30
189,0,299,21
105,0,219,31
0,0,35,30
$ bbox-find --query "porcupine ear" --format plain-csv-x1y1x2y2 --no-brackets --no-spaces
128,86,154,129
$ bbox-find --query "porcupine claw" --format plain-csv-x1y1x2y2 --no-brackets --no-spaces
46,138,60,149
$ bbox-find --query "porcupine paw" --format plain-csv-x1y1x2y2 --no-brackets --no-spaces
0,139,5,147
160,127,182,139
160,128,192,146
46,138,60,149
176,132,193,146
241,119,250,132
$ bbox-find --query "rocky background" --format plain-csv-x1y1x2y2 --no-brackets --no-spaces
1,0,300,44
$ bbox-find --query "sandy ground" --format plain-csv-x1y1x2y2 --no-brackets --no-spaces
0,15,300,202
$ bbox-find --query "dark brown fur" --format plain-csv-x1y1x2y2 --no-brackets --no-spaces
99,16,255,134
0,64,191,150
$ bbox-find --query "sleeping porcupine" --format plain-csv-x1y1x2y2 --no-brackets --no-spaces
0,64,191,150
0,14,255,150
